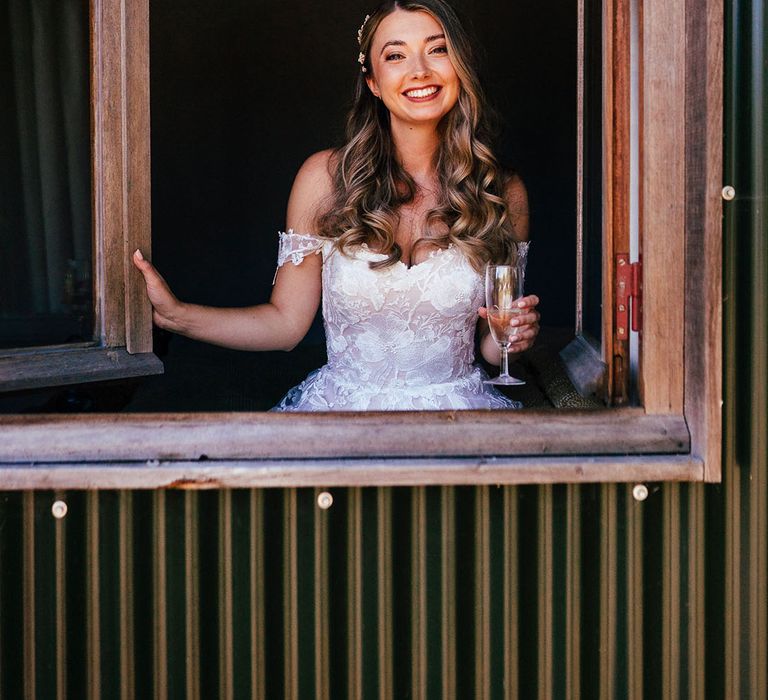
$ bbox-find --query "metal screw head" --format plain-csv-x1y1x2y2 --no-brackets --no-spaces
632,484,649,502
51,500,68,519
722,185,736,201
317,492,334,510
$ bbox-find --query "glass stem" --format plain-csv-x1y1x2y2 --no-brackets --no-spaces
500,344,510,378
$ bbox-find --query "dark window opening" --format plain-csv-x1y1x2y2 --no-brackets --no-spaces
2,0,590,413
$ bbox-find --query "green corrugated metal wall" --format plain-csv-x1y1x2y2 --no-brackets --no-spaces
1,0,766,697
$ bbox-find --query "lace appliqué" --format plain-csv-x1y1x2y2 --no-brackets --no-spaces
271,243,523,412
272,229,324,284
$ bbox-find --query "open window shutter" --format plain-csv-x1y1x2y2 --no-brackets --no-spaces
561,0,628,404
0,0,160,393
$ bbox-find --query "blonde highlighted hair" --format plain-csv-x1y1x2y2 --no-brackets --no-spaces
318,0,518,271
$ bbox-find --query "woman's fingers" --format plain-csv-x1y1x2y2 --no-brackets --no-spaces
478,307,539,322
132,249,166,285
516,294,540,309
132,249,148,269
132,250,172,293
510,311,539,328
509,331,537,351
509,304,540,349
131,250,182,327
510,325,538,341
481,295,540,351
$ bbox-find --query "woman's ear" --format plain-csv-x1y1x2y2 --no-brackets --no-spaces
366,76,380,99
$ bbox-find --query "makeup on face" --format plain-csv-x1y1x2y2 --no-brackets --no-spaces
366,9,460,127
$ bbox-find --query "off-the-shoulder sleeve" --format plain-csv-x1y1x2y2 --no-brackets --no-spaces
273,229,324,283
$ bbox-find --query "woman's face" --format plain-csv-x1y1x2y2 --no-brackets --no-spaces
365,9,460,131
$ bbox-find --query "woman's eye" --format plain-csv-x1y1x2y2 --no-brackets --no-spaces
385,52,405,61
430,45,448,54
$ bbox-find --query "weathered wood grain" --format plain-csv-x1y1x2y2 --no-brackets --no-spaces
92,0,152,353
640,0,686,413
684,0,723,481
0,347,162,392
0,456,703,490
123,0,153,354
92,0,126,346
601,0,615,401
0,410,689,463
606,0,632,404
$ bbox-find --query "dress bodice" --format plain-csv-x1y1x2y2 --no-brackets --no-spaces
322,240,482,382
272,231,519,411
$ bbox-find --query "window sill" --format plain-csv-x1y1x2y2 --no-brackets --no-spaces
0,455,702,489
0,407,689,484
0,346,163,392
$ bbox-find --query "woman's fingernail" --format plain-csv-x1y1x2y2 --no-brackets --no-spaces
134,249,144,260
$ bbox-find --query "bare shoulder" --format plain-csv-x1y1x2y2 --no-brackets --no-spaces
286,149,336,233
502,172,530,242
503,172,528,210
295,149,335,184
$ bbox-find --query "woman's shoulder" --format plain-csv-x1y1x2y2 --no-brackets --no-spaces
287,149,337,232
294,149,336,188
501,171,529,242
501,170,527,201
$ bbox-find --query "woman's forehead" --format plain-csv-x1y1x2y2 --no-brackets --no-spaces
371,8,444,48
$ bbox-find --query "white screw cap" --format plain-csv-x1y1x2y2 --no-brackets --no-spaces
632,484,649,502
51,500,68,519
317,492,334,510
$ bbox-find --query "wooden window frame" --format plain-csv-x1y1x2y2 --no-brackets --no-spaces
0,0,161,392
0,0,723,488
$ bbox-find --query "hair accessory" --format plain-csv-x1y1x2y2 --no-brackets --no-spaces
357,14,370,45
357,13,371,72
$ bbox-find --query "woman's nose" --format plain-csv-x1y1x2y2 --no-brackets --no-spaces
409,55,430,78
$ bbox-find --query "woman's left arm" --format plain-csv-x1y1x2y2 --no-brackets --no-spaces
477,174,541,365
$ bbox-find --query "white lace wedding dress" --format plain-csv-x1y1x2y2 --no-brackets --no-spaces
271,230,521,411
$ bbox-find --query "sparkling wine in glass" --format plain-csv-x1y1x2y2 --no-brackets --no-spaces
484,263,525,386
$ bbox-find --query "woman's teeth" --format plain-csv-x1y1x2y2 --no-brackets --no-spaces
405,86,439,98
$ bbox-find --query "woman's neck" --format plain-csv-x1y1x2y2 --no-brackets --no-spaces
391,121,440,184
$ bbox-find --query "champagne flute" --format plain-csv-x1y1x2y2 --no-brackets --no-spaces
484,263,526,385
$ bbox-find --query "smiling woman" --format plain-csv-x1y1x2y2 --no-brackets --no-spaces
130,0,542,413
1,0,577,415
363,9,460,128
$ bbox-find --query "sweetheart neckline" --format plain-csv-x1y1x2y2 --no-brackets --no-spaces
360,242,455,271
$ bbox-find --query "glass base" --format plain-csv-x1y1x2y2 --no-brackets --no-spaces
484,375,526,386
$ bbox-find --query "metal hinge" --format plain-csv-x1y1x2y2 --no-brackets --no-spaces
615,255,643,338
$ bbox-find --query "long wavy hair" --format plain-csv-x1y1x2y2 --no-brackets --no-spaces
317,0,517,271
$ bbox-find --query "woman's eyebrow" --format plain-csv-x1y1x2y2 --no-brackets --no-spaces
380,39,406,54
379,33,447,55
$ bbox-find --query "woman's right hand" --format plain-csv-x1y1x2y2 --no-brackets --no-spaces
132,249,187,332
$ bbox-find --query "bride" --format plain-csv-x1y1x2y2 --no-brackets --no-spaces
133,0,540,411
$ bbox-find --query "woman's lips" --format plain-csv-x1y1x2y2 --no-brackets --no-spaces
402,85,442,102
